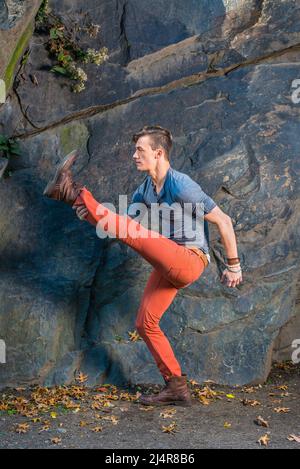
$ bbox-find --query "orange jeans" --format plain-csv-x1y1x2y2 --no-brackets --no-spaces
74,187,208,382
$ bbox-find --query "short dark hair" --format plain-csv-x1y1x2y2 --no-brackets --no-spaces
132,125,173,160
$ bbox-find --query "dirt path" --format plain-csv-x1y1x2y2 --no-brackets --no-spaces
0,362,299,449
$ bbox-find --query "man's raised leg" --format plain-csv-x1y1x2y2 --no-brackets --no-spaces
74,187,207,288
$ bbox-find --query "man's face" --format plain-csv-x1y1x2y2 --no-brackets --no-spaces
132,135,159,171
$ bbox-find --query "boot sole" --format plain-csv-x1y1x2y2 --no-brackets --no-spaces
138,399,192,407
43,149,78,197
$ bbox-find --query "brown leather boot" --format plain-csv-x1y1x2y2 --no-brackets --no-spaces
43,150,81,206
138,373,192,407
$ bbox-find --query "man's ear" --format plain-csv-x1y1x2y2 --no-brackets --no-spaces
156,148,164,159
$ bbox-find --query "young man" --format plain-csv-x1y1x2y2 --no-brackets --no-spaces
43,125,242,407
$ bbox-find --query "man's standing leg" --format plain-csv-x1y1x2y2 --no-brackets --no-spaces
135,269,181,382
135,269,192,406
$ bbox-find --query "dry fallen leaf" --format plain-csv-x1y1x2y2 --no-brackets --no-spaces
119,406,129,412
242,386,260,394
162,421,178,435
51,437,61,445
189,379,199,386
138,406,154,411
287,434,300,443
15,423,30,434
39,424,50,433
76,372,88,384
198,396,210,406
258,434,270,446
92,426,103,433
91,401,103,411
274,407,290,413
255,416,269,428
128,330,141,342
193,385,219,405
100,415,119,425
103,401,115,408
275,385,288,391
224,422,232,428
274,362,293,371
159,408,177,419
119,392,137,401
31,417,41,423
242,399,261,407
95,387,109,393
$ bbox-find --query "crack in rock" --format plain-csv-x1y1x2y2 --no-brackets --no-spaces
12,40,300,141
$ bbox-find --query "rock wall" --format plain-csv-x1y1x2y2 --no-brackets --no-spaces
0,0,299,388
0,0,42,92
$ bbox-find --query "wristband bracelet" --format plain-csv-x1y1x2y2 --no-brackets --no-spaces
227,259,240,266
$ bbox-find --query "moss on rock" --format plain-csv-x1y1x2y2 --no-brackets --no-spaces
3,20,34,91
59,122,89,156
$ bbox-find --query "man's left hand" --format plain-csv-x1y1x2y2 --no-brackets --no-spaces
221,269,243,288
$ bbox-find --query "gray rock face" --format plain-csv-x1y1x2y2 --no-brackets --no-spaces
0,1,8,29
0,0,27,30
0,154,8,178
0,0,299,388
0,0,41,95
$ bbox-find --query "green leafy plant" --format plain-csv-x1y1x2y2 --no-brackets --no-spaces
35,0,51,28
114,335,123,342
0,135,21,178
34,2,109,92
0,135,21,159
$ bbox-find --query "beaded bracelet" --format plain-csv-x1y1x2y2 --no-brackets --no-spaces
226,267,242,273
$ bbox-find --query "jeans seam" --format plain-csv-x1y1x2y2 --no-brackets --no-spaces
140,272,165,318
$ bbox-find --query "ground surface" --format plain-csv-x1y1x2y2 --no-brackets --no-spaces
0,362,299,449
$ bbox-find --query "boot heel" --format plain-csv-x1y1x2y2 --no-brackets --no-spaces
173,399,192,407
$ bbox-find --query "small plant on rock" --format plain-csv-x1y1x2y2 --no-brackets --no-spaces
34,1,109,93
0,135,21,159
0,135,21,178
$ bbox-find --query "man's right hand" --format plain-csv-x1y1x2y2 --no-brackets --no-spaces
72,204,89,221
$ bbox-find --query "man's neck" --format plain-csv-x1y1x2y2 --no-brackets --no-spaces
148,163,171,188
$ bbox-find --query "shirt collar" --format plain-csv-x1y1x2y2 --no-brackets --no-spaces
150,166,172,197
